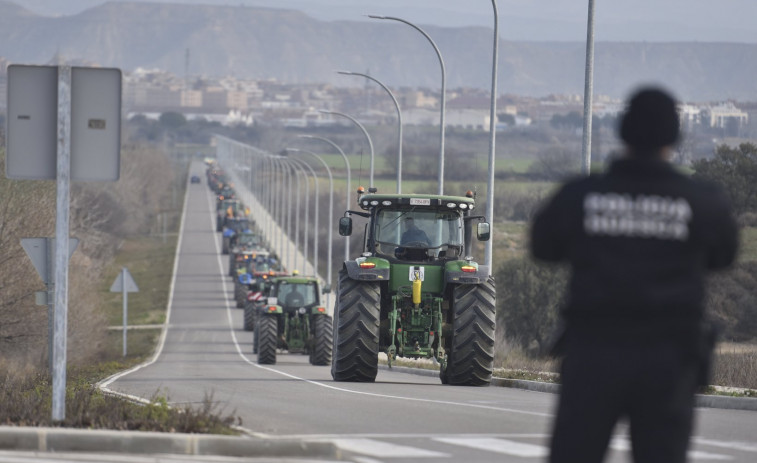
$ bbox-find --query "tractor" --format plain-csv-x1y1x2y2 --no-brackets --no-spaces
228,231,264,276
333,188,495,386
216,198,243,232
221,217,251,254
235,252,280,308
254,275,332,366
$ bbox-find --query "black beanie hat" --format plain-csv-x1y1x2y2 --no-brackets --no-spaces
619,87,680,153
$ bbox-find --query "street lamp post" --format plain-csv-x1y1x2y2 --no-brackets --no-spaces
581,0,596,176
485,0,499,274
286,148,334,311
280,159,303,271
319,109,374,189
297,134,351,260
337,70,403,194
369,14,446,195
289,158,319,277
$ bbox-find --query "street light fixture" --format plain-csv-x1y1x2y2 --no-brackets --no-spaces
368,14,446,195
336,70,403,194
318,109,374,189
297,134,351,260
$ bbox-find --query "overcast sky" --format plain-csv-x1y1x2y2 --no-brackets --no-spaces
17,0,757,43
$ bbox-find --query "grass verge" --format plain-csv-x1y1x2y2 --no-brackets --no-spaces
0,362,240,433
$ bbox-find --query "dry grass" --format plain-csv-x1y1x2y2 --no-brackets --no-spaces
711,343,757,392
0,361,241,432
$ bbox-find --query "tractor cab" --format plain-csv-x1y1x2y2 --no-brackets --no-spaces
270,277,321,314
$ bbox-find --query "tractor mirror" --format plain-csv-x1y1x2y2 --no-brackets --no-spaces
476,222,491,241
322,284,332,294
338,217,353,236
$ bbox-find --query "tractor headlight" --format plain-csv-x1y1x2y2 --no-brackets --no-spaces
447,203,456,208
370,200,379,206
459,203,468,209
298,307,306,314
382,200,392,206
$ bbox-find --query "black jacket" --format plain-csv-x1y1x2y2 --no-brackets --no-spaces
531,157,738,344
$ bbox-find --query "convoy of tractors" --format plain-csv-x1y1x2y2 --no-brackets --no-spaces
203,159,495,386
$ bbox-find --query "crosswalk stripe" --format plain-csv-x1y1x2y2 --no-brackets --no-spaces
332,438,449,458
434,437,548,458
610,437,732,460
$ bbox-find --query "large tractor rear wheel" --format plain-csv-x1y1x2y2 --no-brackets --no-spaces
310,314,333,366
331,268,381,382
441,277,496,386
257,314,278,365
243,302,257,331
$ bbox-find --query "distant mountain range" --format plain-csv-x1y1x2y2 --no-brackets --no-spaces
1,1,756,101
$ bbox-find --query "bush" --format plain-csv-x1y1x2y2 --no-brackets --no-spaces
705,262,757,342
495,257,568,355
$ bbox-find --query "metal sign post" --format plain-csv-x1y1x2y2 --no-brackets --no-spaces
52,65,72,422
110,267,139,357
7,64,122,422
20,237,79,373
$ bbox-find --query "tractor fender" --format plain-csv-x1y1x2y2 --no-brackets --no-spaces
444,264,491,286
343,259,390,282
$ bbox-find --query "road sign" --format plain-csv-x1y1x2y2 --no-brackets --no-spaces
248,291,263,302
110,268,139,293
21,238,79,285
111,267,139,358
6,64,122,181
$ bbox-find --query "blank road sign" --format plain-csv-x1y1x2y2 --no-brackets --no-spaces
5,64,122,182
6,65,58,180
71,67,121,181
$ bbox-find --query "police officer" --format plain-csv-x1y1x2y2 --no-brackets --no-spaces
530,87,738,463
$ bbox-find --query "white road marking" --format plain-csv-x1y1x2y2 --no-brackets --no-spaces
695,438,757,453
351,457,385,463
434,437,548,458
331,439,447,458
611,437,733,460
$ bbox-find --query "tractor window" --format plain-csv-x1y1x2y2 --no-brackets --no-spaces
374,209,464,259
277,282,318,308
239,234,259,247
253,259,270,273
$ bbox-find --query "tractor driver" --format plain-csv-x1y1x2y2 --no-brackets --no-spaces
400,217,431,246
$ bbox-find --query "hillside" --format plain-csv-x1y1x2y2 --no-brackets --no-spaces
0,1,756,101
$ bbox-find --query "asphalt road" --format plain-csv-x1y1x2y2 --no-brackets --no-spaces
104,163,757,463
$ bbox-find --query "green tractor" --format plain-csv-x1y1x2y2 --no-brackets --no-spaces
333,189,495,386
255,275,333,366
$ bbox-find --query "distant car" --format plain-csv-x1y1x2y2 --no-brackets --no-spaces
190,175,201,184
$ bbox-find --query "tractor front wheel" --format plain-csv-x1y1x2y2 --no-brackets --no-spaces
441,277,496,386
331,268,381,382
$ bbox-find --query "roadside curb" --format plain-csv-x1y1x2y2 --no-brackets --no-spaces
0,426,339,459
378,364,757,411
